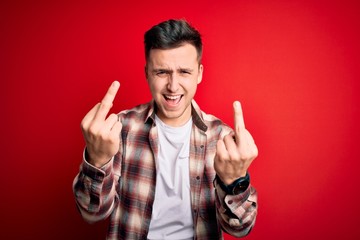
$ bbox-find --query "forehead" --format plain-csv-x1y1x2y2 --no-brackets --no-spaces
147,43,199,68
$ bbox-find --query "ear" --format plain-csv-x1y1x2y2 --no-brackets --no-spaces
197,64,203,84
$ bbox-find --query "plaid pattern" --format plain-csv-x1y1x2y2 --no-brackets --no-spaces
73,100,257,239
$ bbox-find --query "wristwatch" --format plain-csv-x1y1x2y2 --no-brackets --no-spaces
216,173,250,195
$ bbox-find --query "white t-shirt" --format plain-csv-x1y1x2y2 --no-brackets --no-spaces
147,115,193,240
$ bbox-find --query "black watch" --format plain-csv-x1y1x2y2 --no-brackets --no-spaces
217,173,250,195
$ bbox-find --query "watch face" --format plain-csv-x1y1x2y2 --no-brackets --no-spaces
233,180,250,195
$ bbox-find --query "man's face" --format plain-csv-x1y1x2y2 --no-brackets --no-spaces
146,43,203,127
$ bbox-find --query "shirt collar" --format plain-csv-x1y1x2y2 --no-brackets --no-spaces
145,99,208,132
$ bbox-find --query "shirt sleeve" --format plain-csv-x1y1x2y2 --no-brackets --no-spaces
72,149,118,223
214,178,258,237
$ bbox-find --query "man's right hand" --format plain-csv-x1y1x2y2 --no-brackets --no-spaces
80,81,122,168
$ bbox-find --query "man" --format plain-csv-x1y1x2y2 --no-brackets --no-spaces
73,19,258,240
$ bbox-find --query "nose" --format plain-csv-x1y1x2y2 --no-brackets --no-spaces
167,74,180,92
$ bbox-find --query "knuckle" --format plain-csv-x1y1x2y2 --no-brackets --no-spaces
100,101,113,109
215,153,222,161
241,149,257,161
252,147,259,158
108,137,119,145
109,113,118,118
80,121,87,131
88,124,101,137
248,144,258,157
80,118,90,130
215,153,225,162
99,130,109,140
240,150,252,160
229,152,240,161
108,113,115,119
108,113,119,122
88,125,97,134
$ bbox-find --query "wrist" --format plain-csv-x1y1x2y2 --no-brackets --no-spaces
85,148,110,168
216,173,250,195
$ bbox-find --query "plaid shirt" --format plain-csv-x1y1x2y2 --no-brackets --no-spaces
73,100,258,240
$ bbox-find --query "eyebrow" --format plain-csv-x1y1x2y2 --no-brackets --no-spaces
151,67,194,73
152,68,172,73
178,68,194,73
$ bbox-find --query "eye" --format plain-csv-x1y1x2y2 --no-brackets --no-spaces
156,70,167,77
180,70,191,75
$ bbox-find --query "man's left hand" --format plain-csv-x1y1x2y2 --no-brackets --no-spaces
214,101,258,185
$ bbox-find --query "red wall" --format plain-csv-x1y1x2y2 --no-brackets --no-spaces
1,0,359,239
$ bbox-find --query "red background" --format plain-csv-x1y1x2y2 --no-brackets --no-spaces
1,0,359,239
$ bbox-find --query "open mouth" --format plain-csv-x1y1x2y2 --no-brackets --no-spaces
163,94,183,105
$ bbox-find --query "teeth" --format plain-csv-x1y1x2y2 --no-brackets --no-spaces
165,95,181,100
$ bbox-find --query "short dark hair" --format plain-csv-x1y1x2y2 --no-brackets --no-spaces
144,19,203,63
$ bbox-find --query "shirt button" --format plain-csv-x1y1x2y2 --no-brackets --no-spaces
200,145,204,149
228,200,233,205
196,176,201,180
